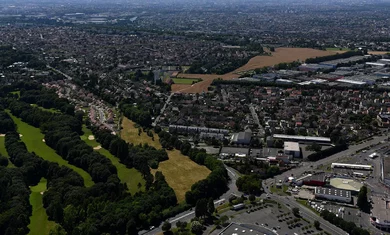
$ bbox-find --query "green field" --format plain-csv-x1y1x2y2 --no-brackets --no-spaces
81,125,145,194
10,91,20,98
0,136,15,167
30,104,60,113
325,47,350,51
172,78,202,85
28,178,57,235
8,112,94,187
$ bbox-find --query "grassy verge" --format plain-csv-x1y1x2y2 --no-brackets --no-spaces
172,78,202,85
0,136,15,168
81,125,145,194
7,111,94,187
121,117,210,202
296,199,320,216
270,185,290,195
28,178,57,235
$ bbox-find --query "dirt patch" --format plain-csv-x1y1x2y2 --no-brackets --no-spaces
369,51,390,55
0,134,5,137
88,135,95,140
40,192,44,195
42,139,45,142
19,134,23,137
93,145,102,150
174,47,342,93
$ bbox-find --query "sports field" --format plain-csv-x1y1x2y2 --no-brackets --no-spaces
172,78,201,85
81,125,145,194
28,178,57,235
8,112,94,187
121,117,210,202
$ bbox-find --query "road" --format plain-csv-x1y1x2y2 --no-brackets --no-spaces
152,93,173,127
140,166,241,235
47,65,74,80
249,104,265,137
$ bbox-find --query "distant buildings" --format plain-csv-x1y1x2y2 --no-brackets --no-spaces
230,131,252,145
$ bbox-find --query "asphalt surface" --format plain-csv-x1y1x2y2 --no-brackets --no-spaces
152,93,173,127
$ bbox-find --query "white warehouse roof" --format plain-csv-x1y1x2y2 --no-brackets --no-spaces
284,142,300,152
273,134,331,142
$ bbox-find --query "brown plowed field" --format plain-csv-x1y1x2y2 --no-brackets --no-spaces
172,47,343,93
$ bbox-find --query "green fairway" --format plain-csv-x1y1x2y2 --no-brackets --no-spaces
10,91,20,98
8,112,94,187
172,78,202,85
81,125,145,194
0,136,15,168
28,178,57,235
30,104,60,113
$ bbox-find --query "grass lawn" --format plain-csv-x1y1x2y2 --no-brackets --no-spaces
270,185,290,196
0,136,15,168
81,125,145,194
30,104,60,113
325,47,350,51
172,78,201,85
121,117,210,202
28,178,57,235
10,91,20,98
7,112,94,187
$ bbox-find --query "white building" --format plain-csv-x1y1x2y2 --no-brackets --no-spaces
314,187,352,203
284,142,301,158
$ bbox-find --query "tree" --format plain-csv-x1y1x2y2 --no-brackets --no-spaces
314,220,320,230
357,186,369,213
249,194,256,203
306,143,322,152
195,198,208,218
162,221,172,232
236,175,262,195
292,207,300,217
207,198,215,216
190,221,203,235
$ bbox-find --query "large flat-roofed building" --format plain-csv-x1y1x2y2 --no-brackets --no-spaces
370,195,390,231
272,134,331,145
329,177,363,194
381,157,390,187
331,163,373,171
314,187,352,203
231,131,252,145
284,141,301,158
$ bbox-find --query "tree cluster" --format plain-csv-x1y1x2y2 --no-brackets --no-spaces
120,103,153,127
357,186,369,213
236,174,262,195
0,109,16,134
307,144,348,161
320,210,369,235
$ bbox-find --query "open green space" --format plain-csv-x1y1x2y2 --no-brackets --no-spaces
81,125,145,194
325,47,350,51
0,136,15,167
270,185,290,196
172,78,202,85
28,178,57,235
30,104,60,113
7,112,94,187
10,91,20,98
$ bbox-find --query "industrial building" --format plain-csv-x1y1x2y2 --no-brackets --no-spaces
370,195,390,231
168,125,229,135
377,113,390,127
331,163,373,171
314,187,352,203
272,134,331,145
283,142,301,158
230,131,252,145
329,177,363,194
298,172,327,186
218,222,276,235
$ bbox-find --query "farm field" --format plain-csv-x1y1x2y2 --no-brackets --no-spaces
8,112,94,187
28,178,57,235
0,136,15,167
121,117,211,202
81,125,146,194
172,78,201,85
173,47,343,93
